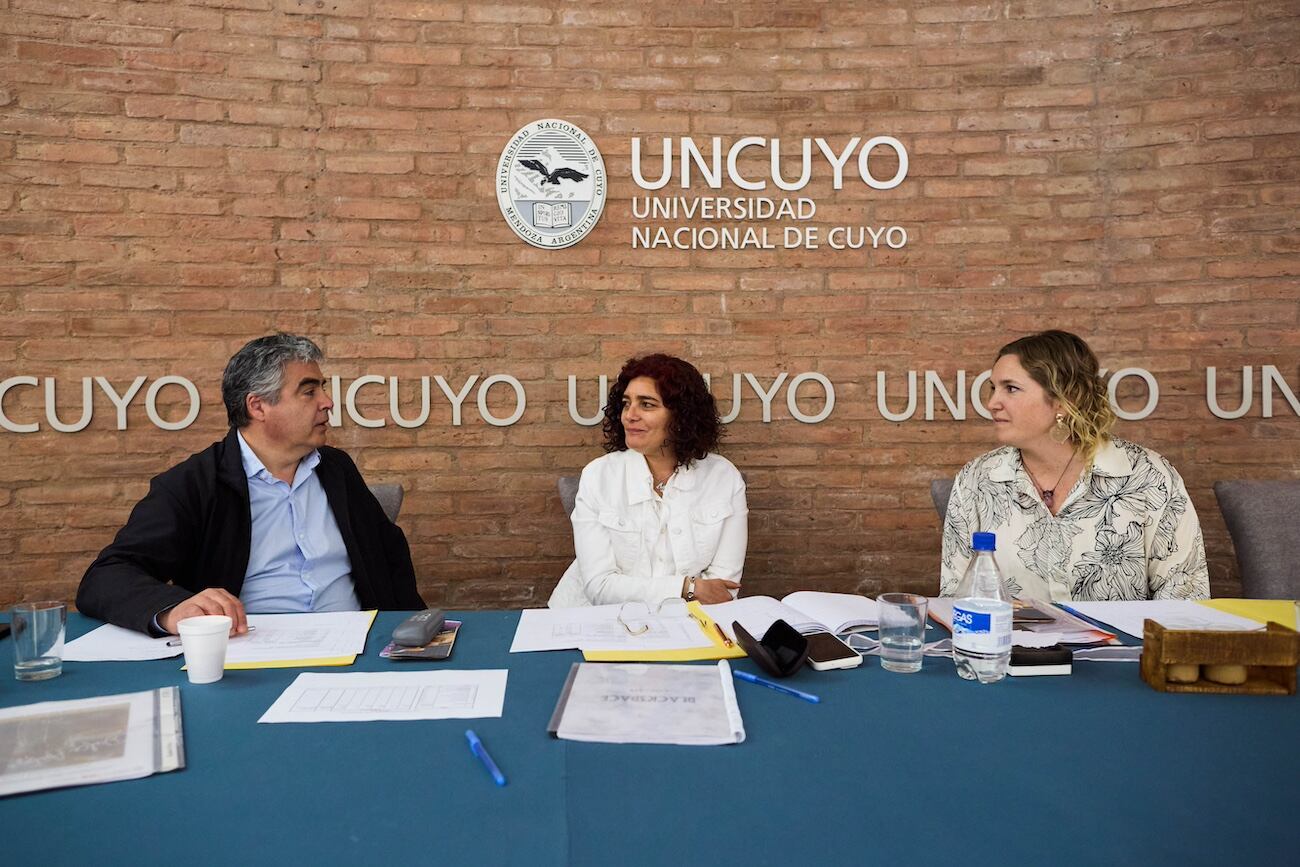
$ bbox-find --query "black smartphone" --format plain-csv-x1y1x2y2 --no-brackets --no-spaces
805,631,862,671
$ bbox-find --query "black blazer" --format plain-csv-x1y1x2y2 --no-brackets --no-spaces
77,429,425,633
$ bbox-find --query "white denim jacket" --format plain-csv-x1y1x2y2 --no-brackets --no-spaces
548,449,748,607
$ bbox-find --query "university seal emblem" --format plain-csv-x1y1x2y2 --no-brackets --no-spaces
496,119,607,249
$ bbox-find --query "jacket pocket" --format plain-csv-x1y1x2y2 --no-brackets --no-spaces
597,509,641,564
689,500,734,558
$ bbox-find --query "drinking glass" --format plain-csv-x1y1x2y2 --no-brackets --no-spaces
12,601,66,681
877,593,928,674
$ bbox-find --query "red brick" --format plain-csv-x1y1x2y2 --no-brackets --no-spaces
0,0,1294,608
372,0,463,21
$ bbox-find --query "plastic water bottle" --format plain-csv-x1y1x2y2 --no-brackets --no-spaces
952,532,1012,683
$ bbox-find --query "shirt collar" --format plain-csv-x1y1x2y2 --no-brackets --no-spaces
987,448,1020,483
987,438,1133,483
236,430,320,484
620,449,696,505
1089,438,1134,477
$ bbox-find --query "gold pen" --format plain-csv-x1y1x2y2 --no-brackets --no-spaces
712,622,733,648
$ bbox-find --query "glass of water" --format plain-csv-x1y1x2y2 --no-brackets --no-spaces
12,601,66,681
877,593,928,674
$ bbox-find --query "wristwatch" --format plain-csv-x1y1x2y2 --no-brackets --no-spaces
682,576,697,602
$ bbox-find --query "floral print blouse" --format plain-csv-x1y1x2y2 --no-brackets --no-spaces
940,438,1209,602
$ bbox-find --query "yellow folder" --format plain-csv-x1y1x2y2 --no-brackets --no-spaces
582,602,748,662
1198,598,1297,630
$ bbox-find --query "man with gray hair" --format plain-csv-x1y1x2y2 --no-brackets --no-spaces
78,333,424,635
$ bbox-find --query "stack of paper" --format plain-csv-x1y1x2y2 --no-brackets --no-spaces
1065,600,1264,639
927,597,1116,646
510,604,706,652
64,611,378,669
222,611,376,668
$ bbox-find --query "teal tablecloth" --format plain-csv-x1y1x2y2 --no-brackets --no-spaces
2,612,1295,866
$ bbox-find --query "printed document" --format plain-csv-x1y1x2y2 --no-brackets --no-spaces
225,611,375,667
548,661,745,746
1066,600,1264,638
510,605,712,653
0,688,184,797
64,611,376,666
259,670,508,723
64,624,182,662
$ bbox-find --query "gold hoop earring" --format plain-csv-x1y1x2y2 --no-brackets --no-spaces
1050,412,1071,445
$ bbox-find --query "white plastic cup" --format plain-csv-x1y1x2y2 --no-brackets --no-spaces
177,615,232,684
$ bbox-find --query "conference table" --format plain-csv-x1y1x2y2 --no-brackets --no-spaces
2,611,1296,866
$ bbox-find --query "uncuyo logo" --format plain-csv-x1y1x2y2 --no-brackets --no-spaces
496,118,607,249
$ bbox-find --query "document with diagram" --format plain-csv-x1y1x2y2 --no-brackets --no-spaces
258,670,508,723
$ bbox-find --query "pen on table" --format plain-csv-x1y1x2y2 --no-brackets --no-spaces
465,729,507,787
166,626,255,647
732,669,820,704
712,622,733,648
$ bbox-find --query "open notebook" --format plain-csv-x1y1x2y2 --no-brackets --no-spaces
703,592,880,642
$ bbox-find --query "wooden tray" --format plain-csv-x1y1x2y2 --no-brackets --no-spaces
1140,619,1298,695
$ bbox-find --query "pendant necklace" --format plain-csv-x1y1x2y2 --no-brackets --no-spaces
1027,454,1074,510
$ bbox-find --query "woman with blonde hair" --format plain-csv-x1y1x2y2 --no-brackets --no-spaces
940,330,1208,601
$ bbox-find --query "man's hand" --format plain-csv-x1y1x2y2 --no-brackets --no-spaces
159,589,248,636
694,578,741,605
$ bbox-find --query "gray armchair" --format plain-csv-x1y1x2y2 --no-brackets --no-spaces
559,475,580,518
367,483,404,524
1213,480,1300,599
930,478,954,523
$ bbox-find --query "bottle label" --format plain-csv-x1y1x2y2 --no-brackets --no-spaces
952,608,990,634
952,604,1011,655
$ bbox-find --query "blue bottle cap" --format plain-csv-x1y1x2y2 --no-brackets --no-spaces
971,532,997,551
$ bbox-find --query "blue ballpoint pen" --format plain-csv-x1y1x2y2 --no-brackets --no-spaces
732,669,820,704
465,729,507,786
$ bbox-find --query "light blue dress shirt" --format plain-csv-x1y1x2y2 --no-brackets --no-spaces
236,432,360,613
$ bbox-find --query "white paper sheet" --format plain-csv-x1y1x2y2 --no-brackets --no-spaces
63,611,376,665
64,624,182,662
509,606,712,653
224,611,375,665
1066,600,1264,638
258,670,508,723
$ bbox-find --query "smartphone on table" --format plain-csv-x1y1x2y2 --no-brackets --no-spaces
804,631,862,670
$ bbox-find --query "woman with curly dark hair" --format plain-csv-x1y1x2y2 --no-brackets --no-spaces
549,354,748,607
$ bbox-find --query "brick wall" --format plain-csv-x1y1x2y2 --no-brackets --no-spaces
1,0,1297,608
